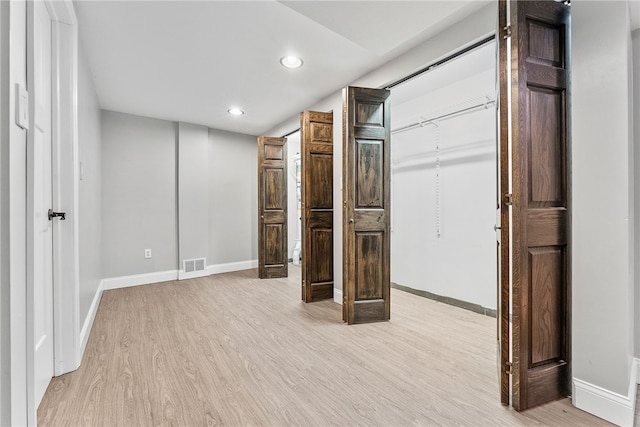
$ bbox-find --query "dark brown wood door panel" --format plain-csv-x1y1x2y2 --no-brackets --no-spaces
504,0,570,411
498,0,510,407
343,86,390,324
258,136,288,279
301,111,334,302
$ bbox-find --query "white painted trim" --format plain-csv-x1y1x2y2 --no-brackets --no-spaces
25,3,39,422
207,259,258,275
178,269,210,280
573,360,638,426
334,288,343,305
636,357,640,384
6,2,30,425
51,8,81,378
102,261,259,290
102,270,178,290
25,1,80,424
79,280,103,357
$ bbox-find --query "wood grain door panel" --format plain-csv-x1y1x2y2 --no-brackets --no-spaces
356,140,384,208
355,232,384,300
264,169,286,209
505,0,571,410
310,225,333,281
258,136,288,279
301,111,334,302
343,86,390,324
529,247,565,366
498,0,510,406
308,154,332,208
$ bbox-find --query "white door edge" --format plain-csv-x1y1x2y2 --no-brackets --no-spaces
49,3,81,378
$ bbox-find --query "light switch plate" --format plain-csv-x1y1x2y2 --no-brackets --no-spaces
15,84,29,130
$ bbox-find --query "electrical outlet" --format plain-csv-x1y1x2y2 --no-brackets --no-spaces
144,249,152,259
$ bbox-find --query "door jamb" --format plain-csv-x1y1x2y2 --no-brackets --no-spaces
23,0,79,424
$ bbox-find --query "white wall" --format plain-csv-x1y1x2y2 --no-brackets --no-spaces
101,111,178,277
633,28,640,360
391,68,496,310
178,122,209,271
391,113,496,309
207,128,258,266
287,131,301,261
1,1,28,424
101,111,259,279
572,1,636,423
78,43,102,323
0,2,7,423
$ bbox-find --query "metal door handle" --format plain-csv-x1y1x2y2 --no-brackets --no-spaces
349,218,354,223
48,209,66,221
261,215,264,219
494,224,500,231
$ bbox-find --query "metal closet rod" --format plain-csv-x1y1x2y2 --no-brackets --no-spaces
384,34,496,90
280,34,496,138
391,99,496,135
282,128,300,138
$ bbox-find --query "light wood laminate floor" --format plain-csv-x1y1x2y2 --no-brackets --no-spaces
38,266,611,426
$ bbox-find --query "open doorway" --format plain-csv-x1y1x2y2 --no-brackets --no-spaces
389,40,497,315
286,131,301,265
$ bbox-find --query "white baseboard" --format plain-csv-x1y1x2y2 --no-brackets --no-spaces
574,359,638,426
334,288,343,305
207,259,257,275
102,270,179,290
79,280,104,357
102,262,258,289
178,269,210,280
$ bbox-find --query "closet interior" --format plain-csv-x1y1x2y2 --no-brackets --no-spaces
390,41,497,314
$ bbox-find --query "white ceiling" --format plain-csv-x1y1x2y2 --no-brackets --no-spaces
74,0,491,136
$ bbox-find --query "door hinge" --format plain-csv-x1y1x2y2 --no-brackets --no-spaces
503,25,512,39
504,193,513,206
506,361,513,375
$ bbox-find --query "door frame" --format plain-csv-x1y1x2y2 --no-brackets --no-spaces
18,0,80,424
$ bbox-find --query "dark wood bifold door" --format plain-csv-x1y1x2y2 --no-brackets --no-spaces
301,111,334,302
342,86,391,324
497,0,510,408
498,0,571,411
258,136,288,279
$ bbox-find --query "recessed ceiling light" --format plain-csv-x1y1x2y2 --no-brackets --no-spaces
227,107,244,116
280,55,303,69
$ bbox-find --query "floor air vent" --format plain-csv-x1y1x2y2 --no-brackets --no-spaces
184,258,206,273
